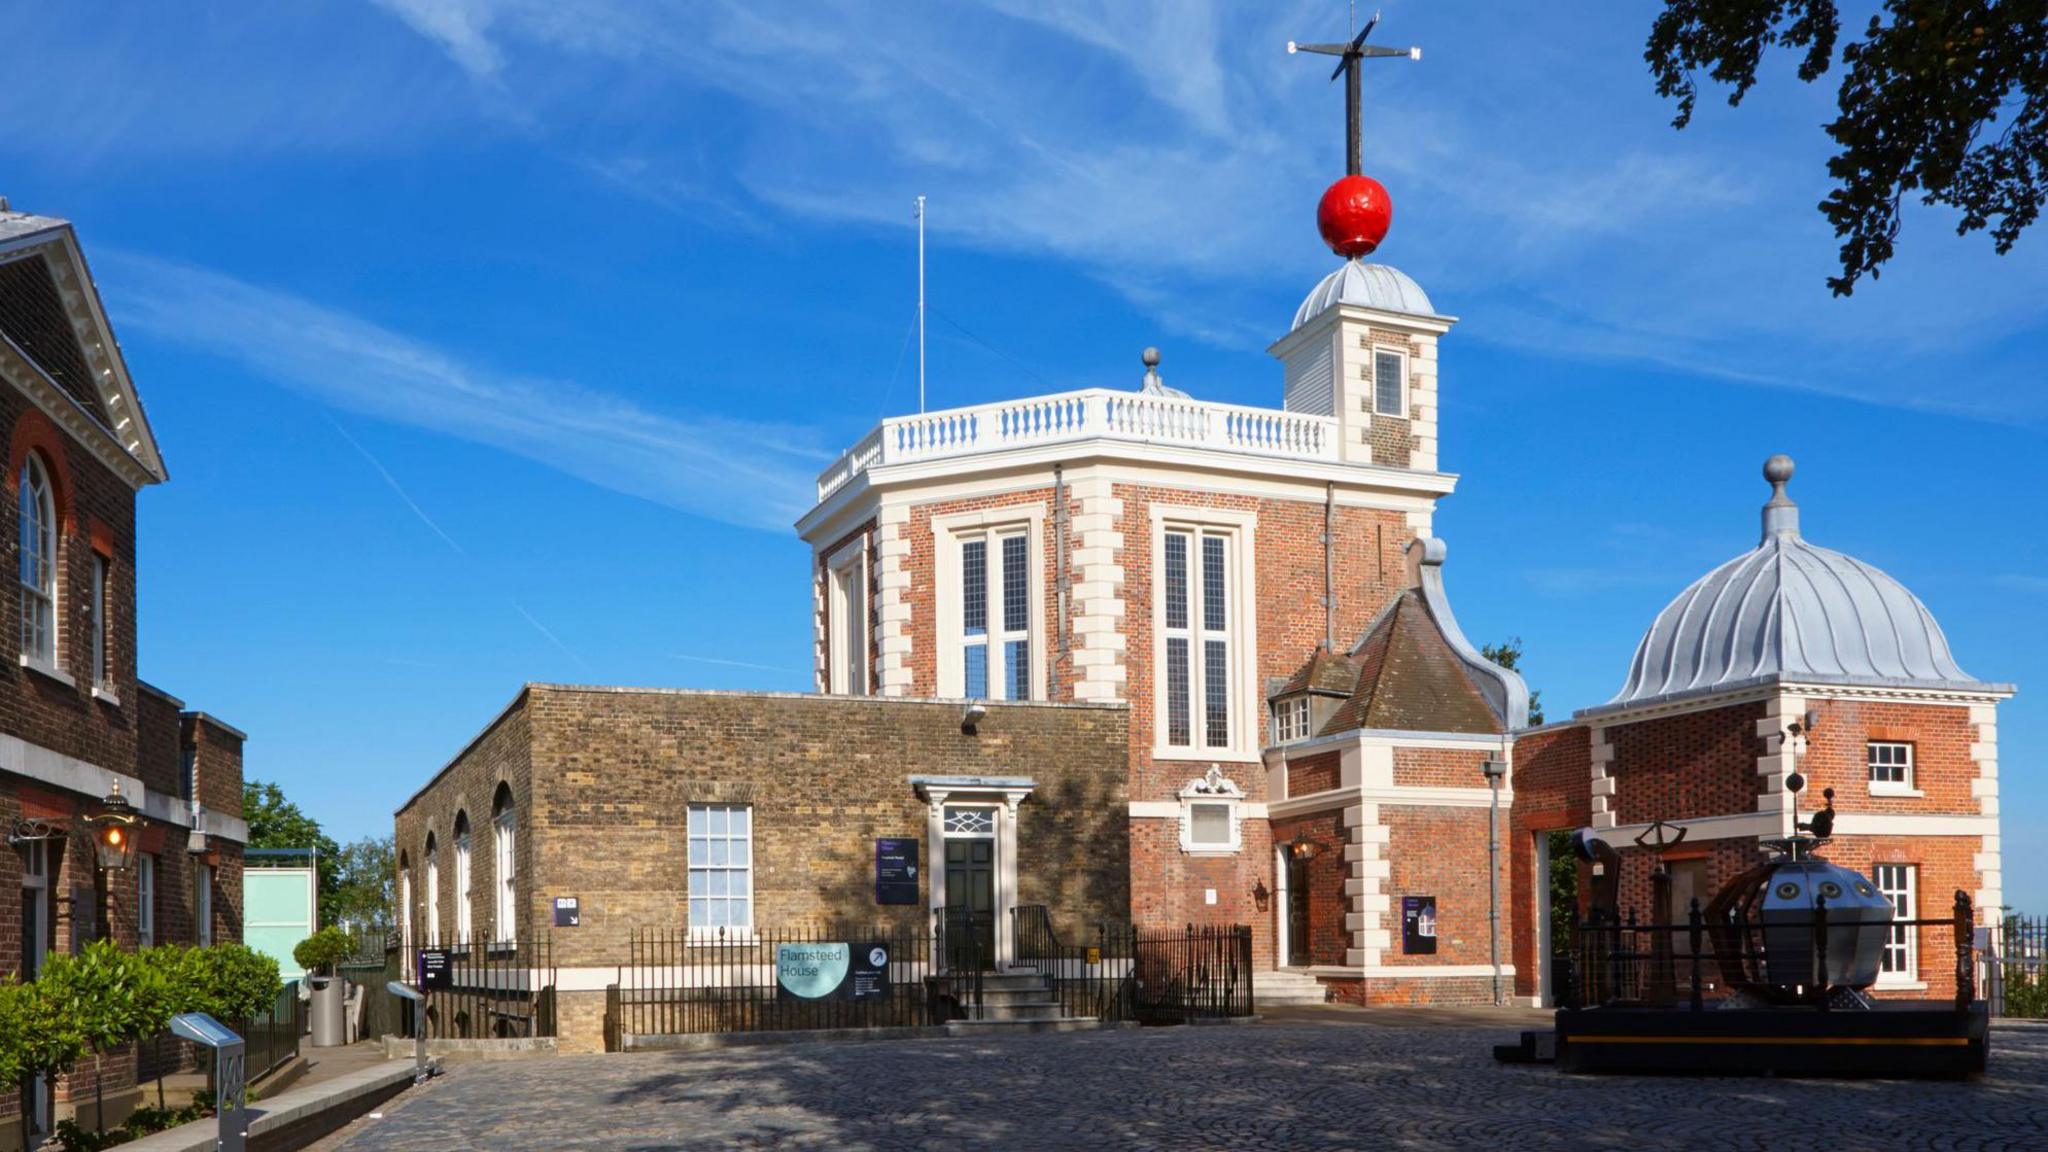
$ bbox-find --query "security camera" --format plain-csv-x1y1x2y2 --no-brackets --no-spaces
961,701,988,734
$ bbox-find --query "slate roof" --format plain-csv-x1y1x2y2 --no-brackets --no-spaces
1271,647,1360,699
1314,589,1506,736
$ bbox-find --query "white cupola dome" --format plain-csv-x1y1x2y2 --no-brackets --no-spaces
1609,456,1991,708
1291,259,1436,331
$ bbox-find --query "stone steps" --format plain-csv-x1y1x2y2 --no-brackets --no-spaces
1257,970,1330,1006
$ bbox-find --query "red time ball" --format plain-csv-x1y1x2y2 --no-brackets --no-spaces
1317,175,1393,258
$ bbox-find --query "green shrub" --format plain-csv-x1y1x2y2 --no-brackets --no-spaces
191,943,283,1021
2005,965,2048,1018
292,926,356,977
52,1118,131,1151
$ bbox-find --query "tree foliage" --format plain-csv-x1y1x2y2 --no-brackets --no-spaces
1481,637,1545,725
324,836,395,935
1648,0,2048,293
292,927,356,977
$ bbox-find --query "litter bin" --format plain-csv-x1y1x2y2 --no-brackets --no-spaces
308,976,348,1047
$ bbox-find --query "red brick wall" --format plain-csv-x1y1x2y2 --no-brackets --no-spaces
1324,974,1495,1007
1800,699,1978,813
1392,746,1487,788
1286,751,1340,797
1384,806,1504,967
1607,702,1768,824
0,394,140,788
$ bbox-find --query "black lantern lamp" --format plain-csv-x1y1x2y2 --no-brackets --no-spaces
85,781,140,871
1288,837,1323,862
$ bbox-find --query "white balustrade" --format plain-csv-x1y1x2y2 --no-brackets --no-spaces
815,389,1337,500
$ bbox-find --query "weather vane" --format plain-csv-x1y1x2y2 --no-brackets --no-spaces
1288,11,1421,177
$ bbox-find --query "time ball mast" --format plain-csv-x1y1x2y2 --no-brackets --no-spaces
1288,10,1419,258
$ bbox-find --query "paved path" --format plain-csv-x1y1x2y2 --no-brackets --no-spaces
314,1016,2048,1151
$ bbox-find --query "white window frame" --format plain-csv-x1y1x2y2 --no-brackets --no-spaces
1177,766,1245,856
687,803,754,938
1875,863,1919,987
424,841,440,942
88,552,110,694
1274,696,1312,744
933,507,1046,701
453,816,473,945
195,861,213,947
398,866,413,952
17,455,58,673
1150,506,1258,763
1867,741,1920,797
136,854,155,948
1370,346,1408,418
825,537,869,695
493,806,516,946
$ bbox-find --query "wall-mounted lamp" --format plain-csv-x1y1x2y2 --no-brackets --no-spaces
960,700,988,735
1289,838,1322,862
1252,879,1271,913
85,782,140,872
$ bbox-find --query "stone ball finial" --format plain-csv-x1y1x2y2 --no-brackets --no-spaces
1142,346,1161,368
1764,454,1795,485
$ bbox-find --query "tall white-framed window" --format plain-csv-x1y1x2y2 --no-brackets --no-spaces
825,539,868,695
136,854,155,948
195,861,214,947
88,552,109,691
1371,347,1407,417
1868,741,1916,794
1154,509,1255,758
424,836,440,942
17,454,56,667
688,804,752,934
1875,863,1918,984
935,508,1044,701
1274,696,1312,744
453,811,473,944
398,862,413,952
492,789,516,946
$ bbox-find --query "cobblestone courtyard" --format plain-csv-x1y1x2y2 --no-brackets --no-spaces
320,1015,2048,1151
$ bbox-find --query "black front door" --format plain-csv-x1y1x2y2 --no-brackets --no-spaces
944,840,996,970
1286,853,1312,967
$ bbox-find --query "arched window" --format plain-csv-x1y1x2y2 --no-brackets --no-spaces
397,850,413,952
453,811,473,944
492,784,516,946
17,455,56,665
423,834,440,943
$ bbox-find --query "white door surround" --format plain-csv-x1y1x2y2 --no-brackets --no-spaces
912,775,1036,969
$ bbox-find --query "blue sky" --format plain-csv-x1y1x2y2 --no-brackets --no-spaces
3,2,2041,909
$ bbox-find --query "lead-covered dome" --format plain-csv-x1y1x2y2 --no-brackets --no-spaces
1610,456,1984,707
1292,259,1434,330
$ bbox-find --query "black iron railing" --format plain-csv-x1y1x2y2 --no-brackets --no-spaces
1009,906,1134,1021
1991,913,2047,1017
1564,891,1976,1011
1129,923,1254,1024
391,934,557,1039
608,916,981,1046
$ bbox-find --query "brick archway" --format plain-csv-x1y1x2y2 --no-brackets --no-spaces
6,409,77,534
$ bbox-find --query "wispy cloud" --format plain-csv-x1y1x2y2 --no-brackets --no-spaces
98,251,825,531
669,653,798,675
1994,574,2048,595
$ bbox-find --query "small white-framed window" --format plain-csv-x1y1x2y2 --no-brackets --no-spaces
687,804,753,933
1162,527,1236,750
1178,766,1244,856
17,454,56,666
1371,348,1407,417
825,540,868,695
1875,863,1918,984
942,805,997,837
935,509,1044,701
1275,696,1312,744
89,553,109,691
196,861,214,947
1868,741,1915,794
493,789,517,946
453,812,473,944
136,854,155,948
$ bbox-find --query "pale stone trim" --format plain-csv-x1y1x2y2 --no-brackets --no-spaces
0,730,241,841
1268,785,1512,816
930,505,1049,701
874,505,913,696
1576,678,2012,728
1299,964,1515,980
1147,503,1260,764
1067,473,1127,703
1591,810,1996,847
1969,702,2002,914
1756,692,1805,835
1129,800,1269,819
1588,726,1615,830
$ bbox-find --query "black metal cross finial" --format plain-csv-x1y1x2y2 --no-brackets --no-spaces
1288,11,1421,176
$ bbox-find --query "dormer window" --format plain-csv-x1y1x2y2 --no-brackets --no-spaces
1275,696,1312,744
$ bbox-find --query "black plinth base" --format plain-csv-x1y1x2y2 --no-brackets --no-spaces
1554,1001,1989,1079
